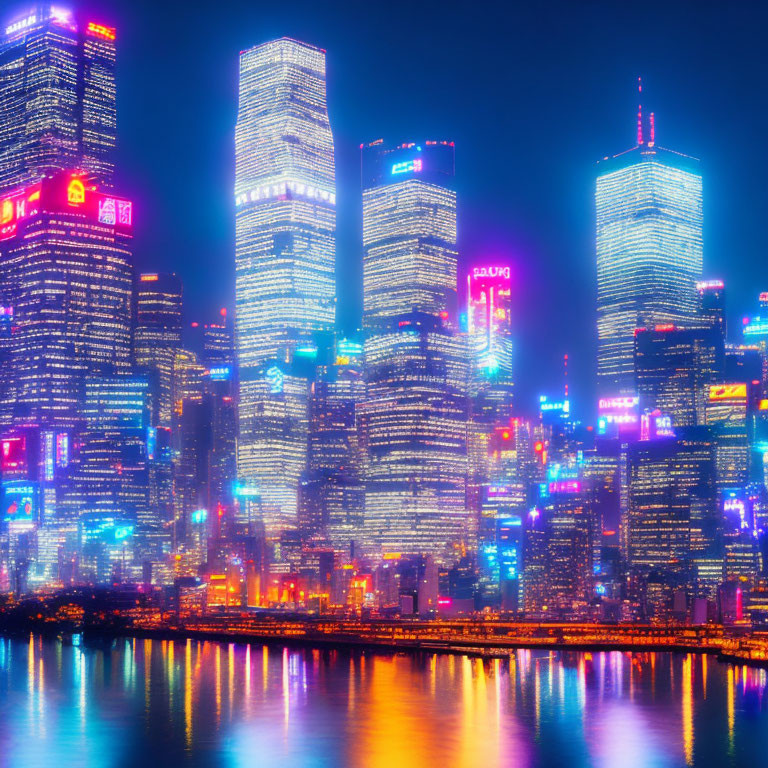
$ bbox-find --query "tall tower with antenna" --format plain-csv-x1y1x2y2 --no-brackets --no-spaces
595,79,703,396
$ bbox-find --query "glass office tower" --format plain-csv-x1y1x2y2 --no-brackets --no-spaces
596,102,702,395
0,6,116,191
361,140,457,327
134,273,183,428
0,173,133,430
234,37,335,367
359,313,469,562
235,38,335,536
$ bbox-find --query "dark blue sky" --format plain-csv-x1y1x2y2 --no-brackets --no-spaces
88,0,768,417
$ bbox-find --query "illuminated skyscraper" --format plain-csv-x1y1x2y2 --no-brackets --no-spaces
0,172,133,429
299,344,364,554
359,314,469,561
467,265,513,380
596,86,703,394
235,38,335,534
234,37,335,366
236,365,311,538
134,273,182,428
69,372,152,580
634,325,724,427
362,140,456,327
0,7,116,191
696,279,726,337
626,424,716,575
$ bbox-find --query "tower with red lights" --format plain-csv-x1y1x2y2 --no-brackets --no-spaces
596,80,703,395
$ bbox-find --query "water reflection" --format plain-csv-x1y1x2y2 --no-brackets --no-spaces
0,636,766,767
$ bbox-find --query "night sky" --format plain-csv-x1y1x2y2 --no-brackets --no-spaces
81,0,768,418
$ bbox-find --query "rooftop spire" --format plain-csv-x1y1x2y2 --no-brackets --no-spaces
637,77,644,146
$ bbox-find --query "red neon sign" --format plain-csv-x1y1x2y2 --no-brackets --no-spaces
86,22,116,41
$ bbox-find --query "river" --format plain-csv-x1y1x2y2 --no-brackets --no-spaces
0,635,766,766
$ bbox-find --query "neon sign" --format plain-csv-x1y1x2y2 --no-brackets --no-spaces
265,366,284,394
696,279,724,291
56,433,69,468
5,15,36,36
67,178,85,204
548,480,581,494
655,415,674,436
233,482,260,498
86,22,116,41
391,158,423,175
598,396,639,410
98,196,115,224
43,431,55,482
709,384,747,401
117,199,132,225
472,266,510,280
540,396,569,414
207,366,231,380
3,482,36,522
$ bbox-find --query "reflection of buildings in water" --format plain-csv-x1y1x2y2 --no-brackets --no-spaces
1,639,767,766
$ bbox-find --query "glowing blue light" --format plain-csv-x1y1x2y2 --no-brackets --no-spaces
265,365,284,394
208,366,231,380
391,158,423,175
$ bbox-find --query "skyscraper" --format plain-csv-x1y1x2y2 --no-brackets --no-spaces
234,37,335,367
134,273,183,428
361,140,457,327
359,314,469,561
626,424,716,575
634,324,725,427
596,86,703,395
0,172,133,429
0,7,116,191
299,346,364,554
696,279,726,337
235,38,335,535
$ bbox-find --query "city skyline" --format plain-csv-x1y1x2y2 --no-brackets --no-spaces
5,5,768,766
91,0,768,416
1,0,767,618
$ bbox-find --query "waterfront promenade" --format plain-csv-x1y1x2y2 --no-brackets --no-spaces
122,614,768,666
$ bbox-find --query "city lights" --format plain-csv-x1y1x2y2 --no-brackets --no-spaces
0,11,767,752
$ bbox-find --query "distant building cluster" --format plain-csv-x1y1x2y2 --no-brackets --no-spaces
1,8,766,626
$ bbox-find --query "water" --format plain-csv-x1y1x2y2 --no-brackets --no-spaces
0,636,766,767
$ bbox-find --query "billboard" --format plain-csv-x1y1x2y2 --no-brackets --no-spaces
709,384,747,401
0,174,132,242
3,481,37,523
0,436,26,473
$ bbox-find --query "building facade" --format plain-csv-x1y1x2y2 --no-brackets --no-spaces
134,272,183,428
361,140,456,328
596,112,703,395
235,37,336,535
0,7,116,191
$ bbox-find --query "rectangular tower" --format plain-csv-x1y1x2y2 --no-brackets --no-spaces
235,38,335,367
0,172,133,429
596,102,702,395
134,273,183,428
235,38,335,537
0,7,117,191
361,141,457,327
